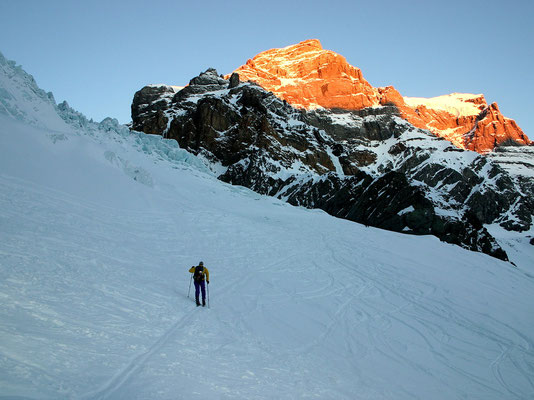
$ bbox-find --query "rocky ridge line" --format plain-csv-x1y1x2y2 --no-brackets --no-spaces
227,39,531,154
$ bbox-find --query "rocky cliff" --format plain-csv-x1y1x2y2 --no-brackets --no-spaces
131,69,534,261
228,39,531,154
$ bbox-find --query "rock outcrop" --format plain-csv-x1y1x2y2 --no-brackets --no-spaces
227,40,531,153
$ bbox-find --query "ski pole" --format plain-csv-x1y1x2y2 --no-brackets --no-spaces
207,282,210,309
187,273,193,298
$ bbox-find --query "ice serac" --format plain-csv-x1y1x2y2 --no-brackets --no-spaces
0,51,69,132
228,40,531,153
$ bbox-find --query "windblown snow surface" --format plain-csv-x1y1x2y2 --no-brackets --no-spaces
1,54,534,400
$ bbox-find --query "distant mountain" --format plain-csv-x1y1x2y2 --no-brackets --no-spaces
131,62,534,261
228,39,531,153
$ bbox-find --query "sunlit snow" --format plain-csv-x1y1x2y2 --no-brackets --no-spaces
404,93,485,118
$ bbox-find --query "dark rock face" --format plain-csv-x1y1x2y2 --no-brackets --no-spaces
131,85,175,135
188,67,227,88
229,72,240,89
130,69,534,262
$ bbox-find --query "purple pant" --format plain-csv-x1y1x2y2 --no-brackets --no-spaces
194,280,206,302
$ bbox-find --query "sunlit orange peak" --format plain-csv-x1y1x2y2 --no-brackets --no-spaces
227,39,380,110
228,40,531,153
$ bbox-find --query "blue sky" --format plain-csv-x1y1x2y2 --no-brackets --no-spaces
1,0,532,136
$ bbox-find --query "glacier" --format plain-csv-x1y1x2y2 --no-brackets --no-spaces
1,52,534,399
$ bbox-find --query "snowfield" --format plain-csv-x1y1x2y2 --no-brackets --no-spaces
1,53,534,399
1,116,534,399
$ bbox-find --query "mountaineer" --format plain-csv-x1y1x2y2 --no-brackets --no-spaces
189,262,210,307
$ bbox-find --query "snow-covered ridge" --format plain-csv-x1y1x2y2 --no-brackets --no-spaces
0,51,68,132
404,93,486,117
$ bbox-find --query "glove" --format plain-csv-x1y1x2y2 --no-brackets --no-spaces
207,280,210,284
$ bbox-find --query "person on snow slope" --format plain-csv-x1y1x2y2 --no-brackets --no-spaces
189,262,209,307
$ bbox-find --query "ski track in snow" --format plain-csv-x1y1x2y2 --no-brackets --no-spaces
83,313,196,400
1,115,534,399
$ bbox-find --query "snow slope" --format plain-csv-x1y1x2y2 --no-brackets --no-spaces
1,57,534,399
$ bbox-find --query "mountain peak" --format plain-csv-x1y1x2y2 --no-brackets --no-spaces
229,39,376,110
291,38,323,49
229,40,531,153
